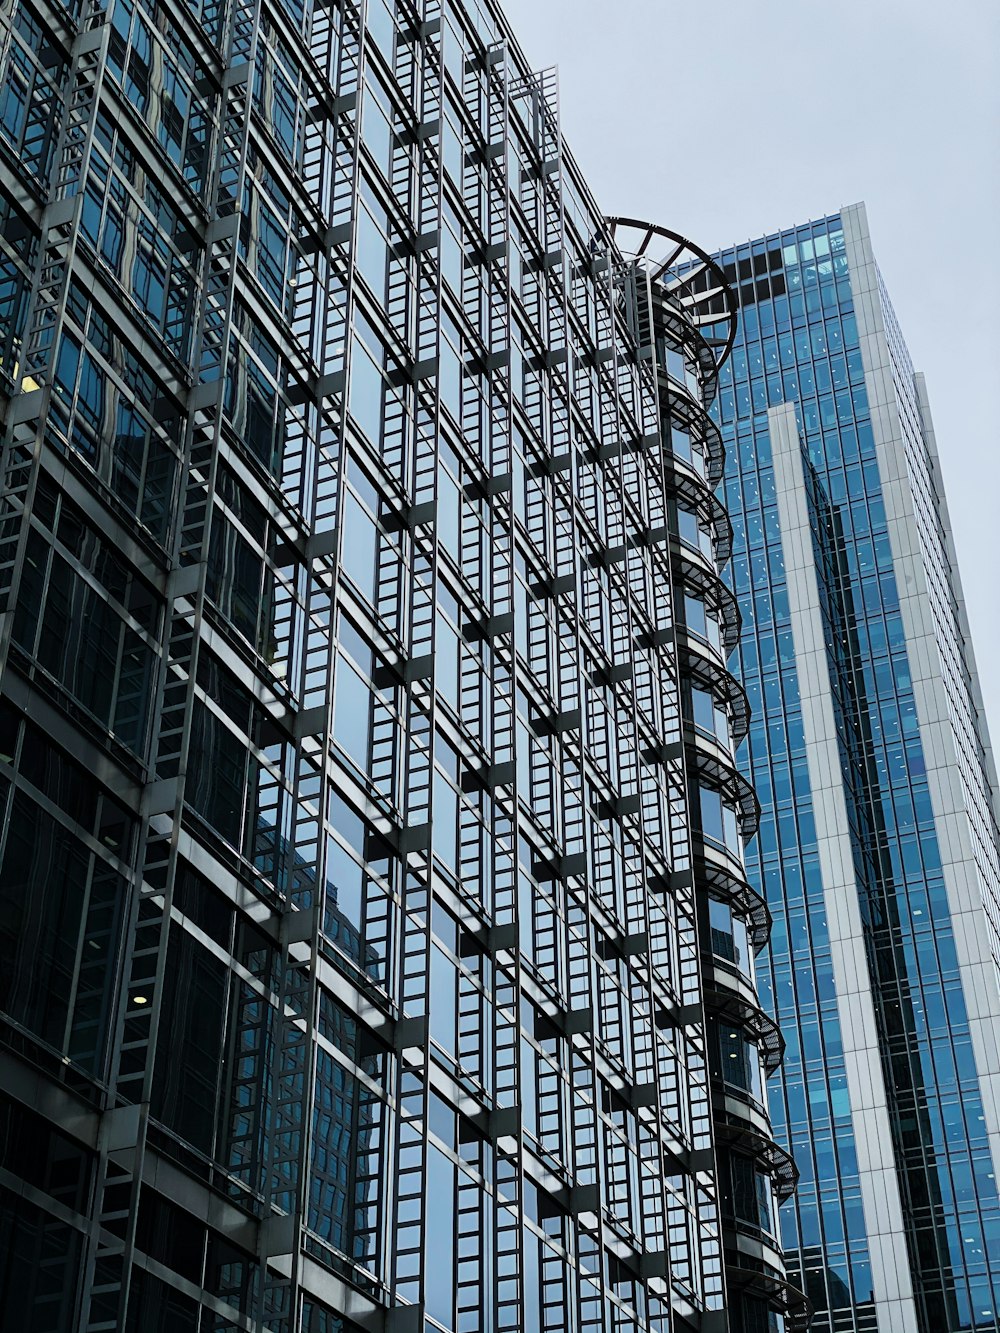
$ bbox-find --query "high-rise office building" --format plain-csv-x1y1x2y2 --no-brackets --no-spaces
0,1,801,1332
705,203,1000,1332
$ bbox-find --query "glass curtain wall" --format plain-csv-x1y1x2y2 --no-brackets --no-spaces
701,211,1000,1332
0,2,797,1332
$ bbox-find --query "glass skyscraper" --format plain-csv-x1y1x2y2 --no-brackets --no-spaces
0,1,801,1331
704,204,1000,1332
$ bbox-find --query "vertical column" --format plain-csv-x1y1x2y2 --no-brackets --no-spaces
387,3,443,1322
842,203,1000,1205
912,370,1000,838
769,398,919,1333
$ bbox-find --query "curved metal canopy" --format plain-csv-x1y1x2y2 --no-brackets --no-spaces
606,216,738,376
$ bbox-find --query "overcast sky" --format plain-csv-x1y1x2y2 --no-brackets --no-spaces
500,0,1000,741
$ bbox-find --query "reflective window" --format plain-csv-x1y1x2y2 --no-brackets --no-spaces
700,786,742,856
712,1021,764,1103
333,656,372,772
341,488,378,604
151,924,226,1154
709,897,753,980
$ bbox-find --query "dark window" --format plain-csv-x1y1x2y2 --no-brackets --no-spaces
0,789,89,1050
0,1092,95,1214
13,528,158,756
173,860,234,949
729,1152,771,1231
206,511,264,647
0,1188,84,1332
135,1190,205,1284
151,924,227,1155
206,1233,258,1316
302,1298,362,1332
125,1268,199,1333
186,698,253,848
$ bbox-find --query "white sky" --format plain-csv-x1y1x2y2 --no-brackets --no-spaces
500,0,1000,742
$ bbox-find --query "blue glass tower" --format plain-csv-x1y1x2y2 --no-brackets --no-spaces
702,204,1000,1333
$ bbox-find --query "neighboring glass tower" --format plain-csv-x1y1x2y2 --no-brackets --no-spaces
0,3,799,1333
701,203,1000,1333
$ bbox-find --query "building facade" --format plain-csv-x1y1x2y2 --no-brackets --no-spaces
0,2,799,1333
705,204,1000,1333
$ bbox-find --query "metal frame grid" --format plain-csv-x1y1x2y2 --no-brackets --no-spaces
0,2,797,1332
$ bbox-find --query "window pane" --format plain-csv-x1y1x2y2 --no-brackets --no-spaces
348,339,383,443
151,924,226,1154
341,491,377,603
334,659,371,770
